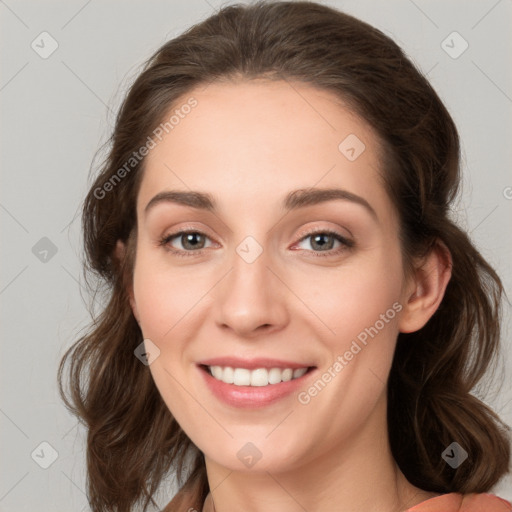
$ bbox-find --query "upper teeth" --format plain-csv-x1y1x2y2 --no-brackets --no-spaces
208,366,308,386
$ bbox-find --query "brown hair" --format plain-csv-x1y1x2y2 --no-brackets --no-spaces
57,1,511,511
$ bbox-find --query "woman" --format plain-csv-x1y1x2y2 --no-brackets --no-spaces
58,2,512,511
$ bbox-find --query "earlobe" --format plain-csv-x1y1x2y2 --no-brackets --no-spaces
398,240,452,333
129,295,141,325
127,281,141,326
114,239,141,324
114,239,126,262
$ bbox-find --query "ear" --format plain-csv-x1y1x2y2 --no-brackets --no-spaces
398,239,452,333
114,239,140,324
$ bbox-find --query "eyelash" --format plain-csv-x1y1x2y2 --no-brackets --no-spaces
158,227,354,258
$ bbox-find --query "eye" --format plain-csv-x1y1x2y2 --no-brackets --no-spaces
159,228,354,258
293,229,354,257
159,230,214,256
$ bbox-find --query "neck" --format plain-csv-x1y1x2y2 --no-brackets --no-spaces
202,396,436,512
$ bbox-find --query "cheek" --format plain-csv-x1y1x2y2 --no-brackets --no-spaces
131,254,207,422
290,252,404,440
132,253,209,341
296,247,404,353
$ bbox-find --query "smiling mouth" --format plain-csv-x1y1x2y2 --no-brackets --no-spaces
199,364,316,387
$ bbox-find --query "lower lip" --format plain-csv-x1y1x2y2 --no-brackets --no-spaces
198,365,315,408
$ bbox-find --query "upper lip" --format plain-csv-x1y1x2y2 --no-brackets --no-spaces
198,357,315,370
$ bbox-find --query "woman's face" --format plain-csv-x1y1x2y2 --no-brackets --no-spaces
129,79,415,473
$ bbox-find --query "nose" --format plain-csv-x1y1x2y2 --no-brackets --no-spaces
213,242,289,339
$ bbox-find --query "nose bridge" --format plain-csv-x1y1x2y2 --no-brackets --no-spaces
213,232,288,335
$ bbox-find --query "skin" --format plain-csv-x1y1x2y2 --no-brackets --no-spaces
121,79,451,512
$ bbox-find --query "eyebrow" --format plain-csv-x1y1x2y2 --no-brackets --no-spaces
144,187,378,221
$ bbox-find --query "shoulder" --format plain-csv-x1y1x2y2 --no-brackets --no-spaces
160,479,205,512
460,493,512,511
406,492,512,512
161,492,203,512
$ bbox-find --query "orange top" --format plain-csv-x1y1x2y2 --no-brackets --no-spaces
161,484,512,512
405,493,512,512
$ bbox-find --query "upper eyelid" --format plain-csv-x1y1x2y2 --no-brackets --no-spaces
161,229,352,261
161,223,350,236
162,226,352,246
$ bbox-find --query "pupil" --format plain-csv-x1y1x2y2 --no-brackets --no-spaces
313,234,333,250
184,233,203,249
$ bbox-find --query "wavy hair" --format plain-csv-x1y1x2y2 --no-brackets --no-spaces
58,1,511,511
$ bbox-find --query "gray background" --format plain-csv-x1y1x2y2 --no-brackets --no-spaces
1,0,511,510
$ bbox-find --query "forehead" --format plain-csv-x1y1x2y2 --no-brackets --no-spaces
137,79,392,222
